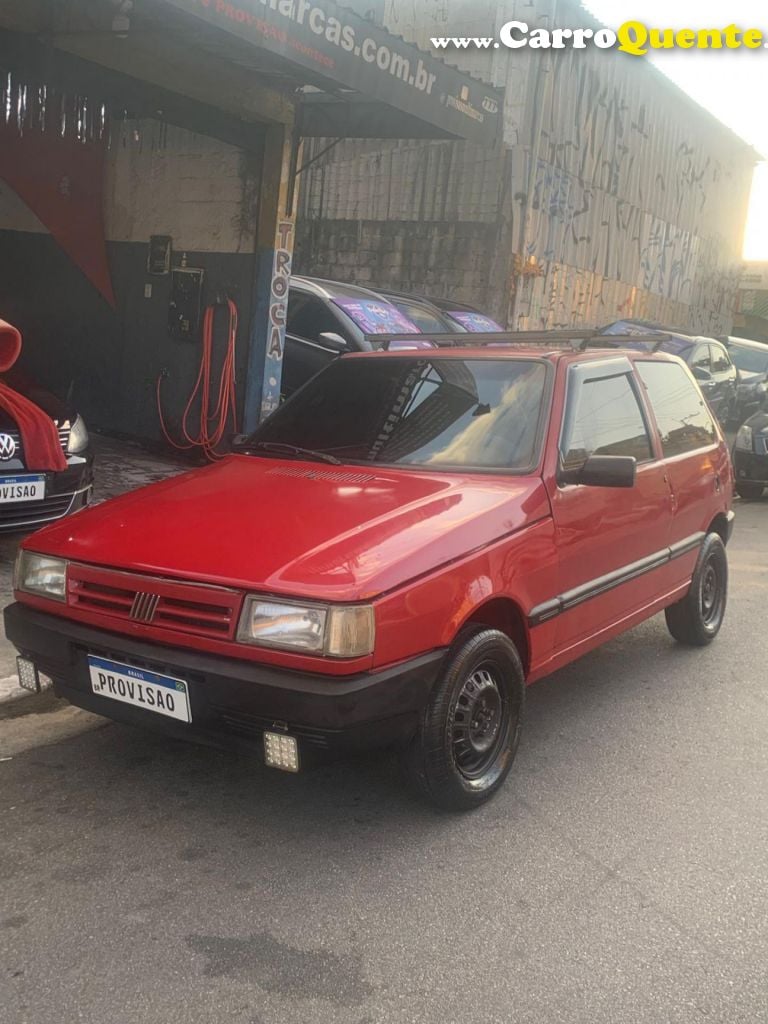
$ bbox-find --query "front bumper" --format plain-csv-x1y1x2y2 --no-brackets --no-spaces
0,456,94,532
733,447,768,485
4,602,445,762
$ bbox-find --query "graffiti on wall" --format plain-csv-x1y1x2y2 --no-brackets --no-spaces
515,49,750,333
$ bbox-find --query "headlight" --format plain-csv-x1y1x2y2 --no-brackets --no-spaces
67,415,89,454
14,550,68,602
734,425,753,451
237,597,374,657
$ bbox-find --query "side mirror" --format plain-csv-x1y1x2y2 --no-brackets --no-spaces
692,365,713,382
318,332,348,353
563,455,637,488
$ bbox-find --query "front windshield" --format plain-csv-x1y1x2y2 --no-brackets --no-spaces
331,297,419,335
251,357,548,472
390,299,459,334
730,346,768,374
448,311,504,332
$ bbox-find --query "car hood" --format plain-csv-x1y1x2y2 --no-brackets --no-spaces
0,367,73,429
29,455,550,601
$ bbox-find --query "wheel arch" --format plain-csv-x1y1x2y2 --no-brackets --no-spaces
707,512,730,546
458,597,531,678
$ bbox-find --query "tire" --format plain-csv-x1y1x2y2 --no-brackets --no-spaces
736,482,764,500
665,533,728,646
401,628,525,812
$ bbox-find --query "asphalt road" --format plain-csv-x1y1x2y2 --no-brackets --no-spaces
1,498,767,1024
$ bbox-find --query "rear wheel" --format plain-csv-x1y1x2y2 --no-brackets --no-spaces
401,629,525,811
736,482,764,500
665,533,727,646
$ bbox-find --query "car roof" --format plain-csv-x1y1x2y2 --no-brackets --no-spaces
343,344,686,367
601,319,730,347
429,297,483,314
724,335,768,350
376,287,430,303
290,275,399,304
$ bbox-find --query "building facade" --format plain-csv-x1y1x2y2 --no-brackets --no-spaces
296,0,756,335
0,0,501,441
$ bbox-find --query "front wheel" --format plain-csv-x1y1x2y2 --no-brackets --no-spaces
401,629,525,811
665,533,728,646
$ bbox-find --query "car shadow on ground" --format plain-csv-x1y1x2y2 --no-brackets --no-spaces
2,613,717,855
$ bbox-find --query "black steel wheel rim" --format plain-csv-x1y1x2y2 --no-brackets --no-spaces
700,558,723,627
450,663,512,780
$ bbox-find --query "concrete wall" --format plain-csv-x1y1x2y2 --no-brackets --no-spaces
296,0,755,335
0,120,261,442
295,137,507,310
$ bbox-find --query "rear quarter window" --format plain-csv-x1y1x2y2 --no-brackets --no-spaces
636,361,717,456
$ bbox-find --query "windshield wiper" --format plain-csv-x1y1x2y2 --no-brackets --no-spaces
246,441,341,465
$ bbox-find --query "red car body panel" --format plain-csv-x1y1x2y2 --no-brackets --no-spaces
12,348,733,691
26,455,551,601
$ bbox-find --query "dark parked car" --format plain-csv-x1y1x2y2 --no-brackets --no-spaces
0,365,93,531
723,336,768,423
283,276,423,397
602,321,738,424
733,403,768,499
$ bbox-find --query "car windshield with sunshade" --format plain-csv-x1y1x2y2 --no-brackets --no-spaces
249,357,548,472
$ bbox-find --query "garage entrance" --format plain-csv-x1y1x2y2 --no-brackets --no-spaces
0,0,502,446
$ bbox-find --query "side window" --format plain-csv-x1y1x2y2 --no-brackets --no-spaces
561,372,653,473
286,293,349,346
636,361,717,456
710,345,732,373
690,345,712,373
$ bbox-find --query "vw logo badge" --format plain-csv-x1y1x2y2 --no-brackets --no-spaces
0,433,17,461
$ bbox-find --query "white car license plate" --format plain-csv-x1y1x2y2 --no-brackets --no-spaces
0,475,45,503
88,655,191,723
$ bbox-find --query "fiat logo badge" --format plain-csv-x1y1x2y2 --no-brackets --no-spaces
0,433,17,460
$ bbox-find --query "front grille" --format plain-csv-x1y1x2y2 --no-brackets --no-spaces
0,423,70,464
0,492,74,529
68,563,242,640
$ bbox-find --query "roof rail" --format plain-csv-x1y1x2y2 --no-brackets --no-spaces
363,329,679,353
367,329,599,350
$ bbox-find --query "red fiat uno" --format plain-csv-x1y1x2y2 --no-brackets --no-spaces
5,341,733,810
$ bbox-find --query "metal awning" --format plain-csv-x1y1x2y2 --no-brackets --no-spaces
157,0,503,147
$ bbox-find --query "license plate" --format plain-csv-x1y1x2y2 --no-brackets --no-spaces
0,475,45,503
87,655,191,723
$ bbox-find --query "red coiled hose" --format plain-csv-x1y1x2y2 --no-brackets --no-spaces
157,298,238,461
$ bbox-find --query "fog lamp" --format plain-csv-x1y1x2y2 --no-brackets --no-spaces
16,657,40,693
264,731,300,772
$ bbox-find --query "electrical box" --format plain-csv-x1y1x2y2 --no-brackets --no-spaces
168,267,204,340
147,235,172,275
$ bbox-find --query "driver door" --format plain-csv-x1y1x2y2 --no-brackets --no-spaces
547,358,673,655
